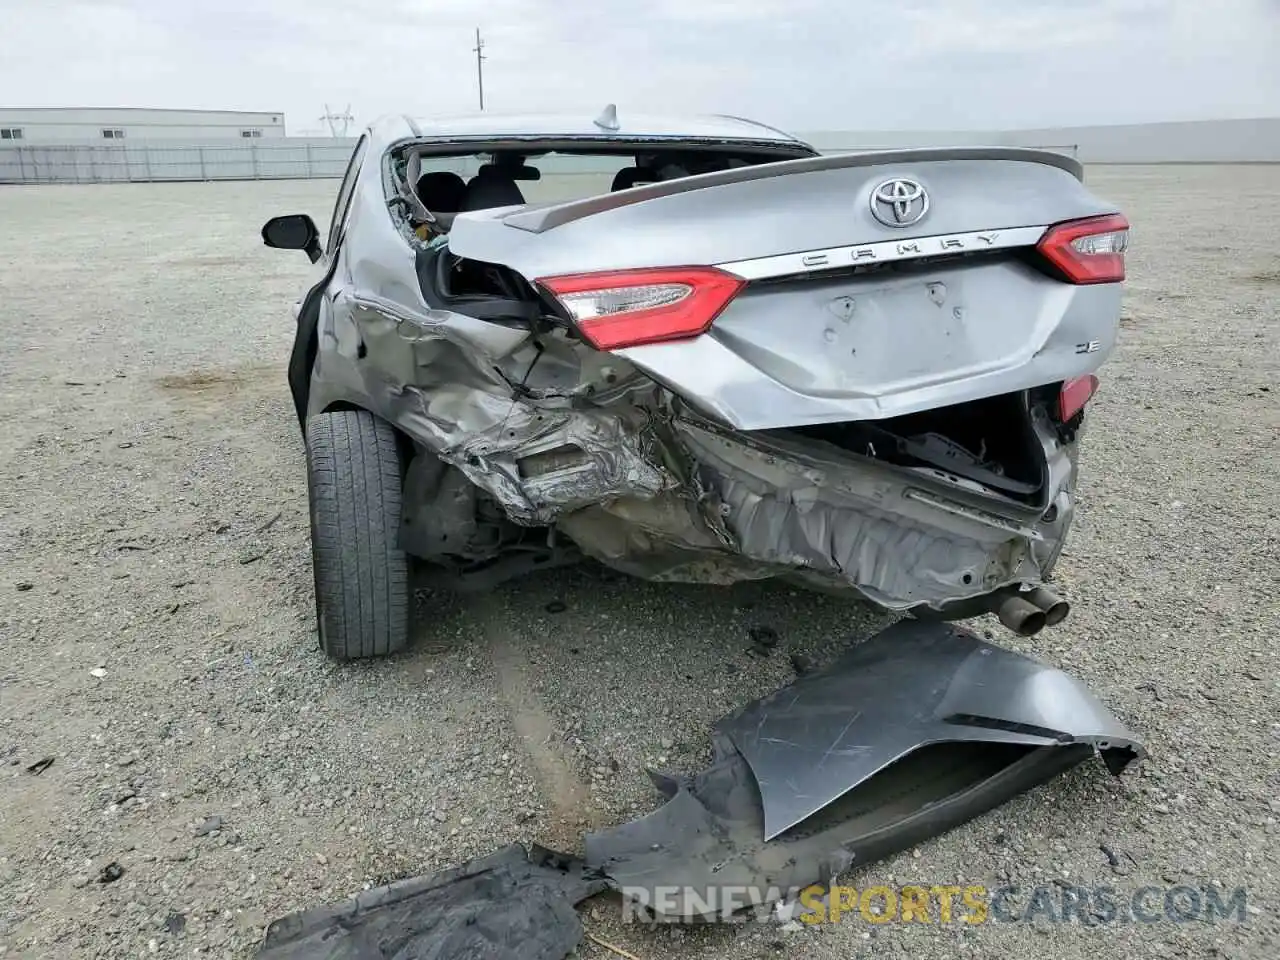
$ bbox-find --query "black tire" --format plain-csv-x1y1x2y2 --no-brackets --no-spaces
306,409,410,660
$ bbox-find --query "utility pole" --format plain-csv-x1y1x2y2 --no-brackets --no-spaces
473,28,486,111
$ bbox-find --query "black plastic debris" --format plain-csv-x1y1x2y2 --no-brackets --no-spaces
26,756,55,776
788,652,814,676
257,844,605,960
747,625,779,657
1099,843,1121,868
163,911,187,935
98,862,125,884
257,511,283,534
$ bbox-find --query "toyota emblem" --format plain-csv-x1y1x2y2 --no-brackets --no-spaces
870,178,929,227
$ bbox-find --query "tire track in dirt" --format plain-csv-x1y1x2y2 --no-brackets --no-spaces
154,364,279,393
483,613,601,851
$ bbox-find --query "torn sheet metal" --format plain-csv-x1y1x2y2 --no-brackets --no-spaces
382,384,672,525
342,299,673,526
257,844,605,960
320,265,1079,614
670,414,1075,610
323,281,1077,611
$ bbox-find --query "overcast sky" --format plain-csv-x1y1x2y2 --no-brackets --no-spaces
4,0,1278,133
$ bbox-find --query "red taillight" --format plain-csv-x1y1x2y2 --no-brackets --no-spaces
536,266,745,350
1058,374,1099,421
1036,213,1129,284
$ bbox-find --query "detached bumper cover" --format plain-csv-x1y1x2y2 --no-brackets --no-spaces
719,620,1141,841
588,620,1140,920
259,622,1144,954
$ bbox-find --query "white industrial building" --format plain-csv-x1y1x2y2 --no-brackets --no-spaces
0,107,285,143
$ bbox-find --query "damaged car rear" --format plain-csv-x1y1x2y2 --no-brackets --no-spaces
262,107,1128,659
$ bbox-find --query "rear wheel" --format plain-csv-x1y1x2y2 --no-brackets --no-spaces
306,409,410,660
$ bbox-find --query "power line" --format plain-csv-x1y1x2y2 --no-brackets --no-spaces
319,104,354,137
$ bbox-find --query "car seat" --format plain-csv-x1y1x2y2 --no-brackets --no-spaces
415,171,468,232
461,169,526,211
610,166,660,191
417,171,467,212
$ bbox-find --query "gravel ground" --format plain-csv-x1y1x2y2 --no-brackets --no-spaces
0,166,1277,960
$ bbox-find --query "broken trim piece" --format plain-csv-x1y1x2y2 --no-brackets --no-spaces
258,844,606,960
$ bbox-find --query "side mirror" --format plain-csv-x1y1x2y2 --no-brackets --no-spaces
262,214,322,263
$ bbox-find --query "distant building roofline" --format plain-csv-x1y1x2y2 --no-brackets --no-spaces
0,106,284,116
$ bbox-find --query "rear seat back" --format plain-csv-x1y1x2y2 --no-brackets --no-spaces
611,166,660,191
461,170,526,211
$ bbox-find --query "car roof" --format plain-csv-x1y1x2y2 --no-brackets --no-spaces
369,108,811,149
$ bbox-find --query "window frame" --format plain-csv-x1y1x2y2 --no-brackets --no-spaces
325,134,369,257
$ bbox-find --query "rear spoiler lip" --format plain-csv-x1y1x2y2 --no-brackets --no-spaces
500,147,1085,235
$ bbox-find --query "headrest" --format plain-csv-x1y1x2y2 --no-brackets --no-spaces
416,171,467,213
478,162,541,181
611,166,660,191
461,172,526,211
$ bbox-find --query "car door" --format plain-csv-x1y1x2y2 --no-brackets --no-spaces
287,134,370,426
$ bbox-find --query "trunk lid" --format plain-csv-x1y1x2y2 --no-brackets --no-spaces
447,148,1125,429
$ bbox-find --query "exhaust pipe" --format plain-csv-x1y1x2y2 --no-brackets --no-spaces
992,593,1047,637
983,585,1070,636
1023,586,1070,627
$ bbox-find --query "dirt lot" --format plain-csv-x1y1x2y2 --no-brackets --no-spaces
0,166,1277,960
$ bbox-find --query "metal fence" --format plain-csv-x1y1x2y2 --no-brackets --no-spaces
0,137,1084,185
0,138,359,184
5,119,1280,184
14,130,1256,185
